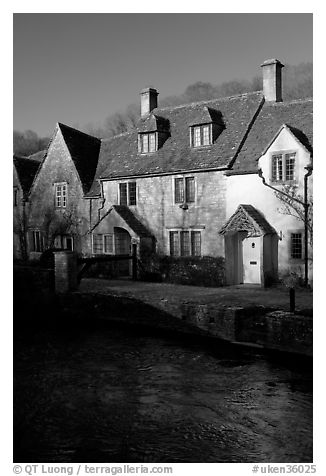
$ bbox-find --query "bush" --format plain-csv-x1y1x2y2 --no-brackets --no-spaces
144,255,225,287
280,268,305,288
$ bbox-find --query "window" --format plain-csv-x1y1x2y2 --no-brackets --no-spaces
191,231,201,256
191,124,211,147
169,231,180,256
174,177,195,204
14,189,18,207
291,232,303,259
55,183,67,208
169,230,202,257
180,231,190,256
271,152,296,182
31,230,43,253
54,235,74,251
139,133,156,154
92,234,114,254
119,182,137,206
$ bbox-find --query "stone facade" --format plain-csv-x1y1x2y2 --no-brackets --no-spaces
101,170,227,257
13,59,313,286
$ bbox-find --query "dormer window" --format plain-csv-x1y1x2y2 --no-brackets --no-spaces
138,114,170,154
271,152,296,182
190,124,212,147
192,124,211,147
189,107,224,148
140,133,156,154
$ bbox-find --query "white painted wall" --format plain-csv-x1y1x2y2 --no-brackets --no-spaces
226,127,312,279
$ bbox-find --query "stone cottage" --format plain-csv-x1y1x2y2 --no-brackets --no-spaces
13,59,313,286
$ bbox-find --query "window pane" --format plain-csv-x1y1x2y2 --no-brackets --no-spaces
65,236,73,251
285,153,295,181
149,133,156,152
169,231,179,256
119,183,128,205
191,231,201,256
175,178,184,203
291,233,303,259
142,134,149,153
193,127,201,147
185,177,195,202
104,234,114,254
55,183,67,207
202,125,210,145
128,182,137,205
115,231,130,254
62,184,67,207
180,231,190,256
92,234,103,254
32,231,43,252
272,155,283,181
56,185,62,207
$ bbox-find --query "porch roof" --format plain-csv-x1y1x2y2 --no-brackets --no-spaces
219,204,276,236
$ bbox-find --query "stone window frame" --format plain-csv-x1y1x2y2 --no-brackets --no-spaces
138,132,157,154
119,181,137,206
289,229,304,261
190,123,212,148
54,234,74,251
173,175,196,205
55,182,68,208
30,229,44,253
92,233,115,255
270,150,297,183
168,228,202,257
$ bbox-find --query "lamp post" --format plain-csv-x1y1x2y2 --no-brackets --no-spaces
258,163,312,287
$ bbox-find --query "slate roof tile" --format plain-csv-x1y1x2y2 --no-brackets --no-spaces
58,123,101,194
219,204,276,235
94,92,265,184
230,98,313,174
14,156,41,195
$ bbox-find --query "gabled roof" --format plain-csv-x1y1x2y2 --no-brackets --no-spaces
13,156,41,196
58,123,101,194
219,204,276,236
27,150,47,162
112,205,153,237
229,98,313,175
189,106,224,126
92,91,264,185
137,114,170,133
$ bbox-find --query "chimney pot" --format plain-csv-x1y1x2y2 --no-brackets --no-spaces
140,87,158,118
261,58,284,102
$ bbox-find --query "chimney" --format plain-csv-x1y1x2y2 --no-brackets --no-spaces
140,87,158,118
260,59,284,102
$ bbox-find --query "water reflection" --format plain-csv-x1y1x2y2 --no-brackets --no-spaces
14,320,312,463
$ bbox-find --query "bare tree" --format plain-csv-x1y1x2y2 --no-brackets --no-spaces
275,184,313,245
37,205,86,251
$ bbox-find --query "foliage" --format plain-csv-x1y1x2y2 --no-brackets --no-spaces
280,268,305,288
13,130,50,156
41,206,85,249
141,255,225,287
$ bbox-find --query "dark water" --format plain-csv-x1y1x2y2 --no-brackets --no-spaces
14,319,312,463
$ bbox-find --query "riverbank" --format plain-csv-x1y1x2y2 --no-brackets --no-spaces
73,279,312,357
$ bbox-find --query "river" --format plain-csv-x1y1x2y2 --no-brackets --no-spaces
14,318,312,463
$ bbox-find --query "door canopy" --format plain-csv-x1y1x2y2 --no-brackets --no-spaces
219,204,276,237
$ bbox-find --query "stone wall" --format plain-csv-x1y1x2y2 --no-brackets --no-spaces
102,170,227,257
27,129,98,257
